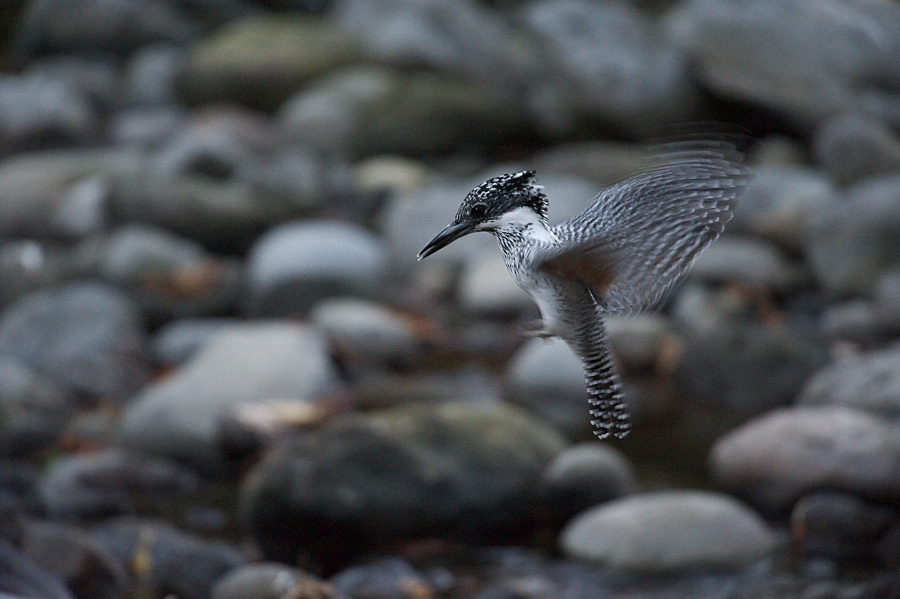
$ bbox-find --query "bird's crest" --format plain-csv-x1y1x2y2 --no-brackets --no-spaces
457,170,548,223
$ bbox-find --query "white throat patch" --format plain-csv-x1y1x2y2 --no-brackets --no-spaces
479,206,557,243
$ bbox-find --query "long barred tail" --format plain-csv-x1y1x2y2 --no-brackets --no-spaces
570,316,631,440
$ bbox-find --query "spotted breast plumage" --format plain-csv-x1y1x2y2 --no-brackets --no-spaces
418,134,751,439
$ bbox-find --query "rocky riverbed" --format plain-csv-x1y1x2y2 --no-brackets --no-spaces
0,0,899,598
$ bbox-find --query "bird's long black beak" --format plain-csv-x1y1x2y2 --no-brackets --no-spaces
417,221,475,260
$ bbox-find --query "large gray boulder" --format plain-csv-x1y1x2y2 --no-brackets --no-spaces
668,0,900,129
797,344,900,418
522,0,701,136
243,220,389,317
280,65,529,159
118,323,338,474
806,173,900,296
0,283,150,401
560,490,774,572
177,16,363,111
711,406,900,514
241,401,565,567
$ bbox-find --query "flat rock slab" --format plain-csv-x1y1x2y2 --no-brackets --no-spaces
797,345,900,418
118,322,337,474
241,401,565,567
711,406,900,514
0,283,150,401
561,490,774,572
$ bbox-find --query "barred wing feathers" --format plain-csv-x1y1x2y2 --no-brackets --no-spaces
540,137,750,314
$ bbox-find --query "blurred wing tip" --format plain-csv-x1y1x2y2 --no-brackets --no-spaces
648,122,757,169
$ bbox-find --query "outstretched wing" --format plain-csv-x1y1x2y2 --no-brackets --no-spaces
539,135,751,314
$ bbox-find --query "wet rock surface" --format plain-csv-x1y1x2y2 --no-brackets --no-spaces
241,401,565,568
711,406,900,515
673,322,828,416
37,448,198,520
0,283,151,401
522,0,701,136
243,220,389,316
791,490,900,566
91,519,247,599
560,490,775,572
796,343,900,418
806,173,900,296
211,562,333,599
310,297,418,365
0,536,76,599
179,16,363,111
812,113,900,186
668,0,900,129
20,519,129,599
506,337,589,437
0,0,897,597
281,65,530,159
118,322,338,474
536,442,637,525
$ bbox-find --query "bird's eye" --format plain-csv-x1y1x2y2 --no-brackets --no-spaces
470,204,487,218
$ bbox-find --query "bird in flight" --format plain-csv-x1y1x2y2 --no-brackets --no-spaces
418,132,751,439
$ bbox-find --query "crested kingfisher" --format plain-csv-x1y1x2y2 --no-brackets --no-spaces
417,134,751,440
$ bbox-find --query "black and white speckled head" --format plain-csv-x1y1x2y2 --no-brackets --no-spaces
455,170,548,225
417,171,548,260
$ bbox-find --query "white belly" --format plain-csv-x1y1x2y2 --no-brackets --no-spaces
510,268,567,337
492,212,567,334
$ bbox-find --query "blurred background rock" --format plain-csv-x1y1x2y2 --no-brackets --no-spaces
0,0,898,598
